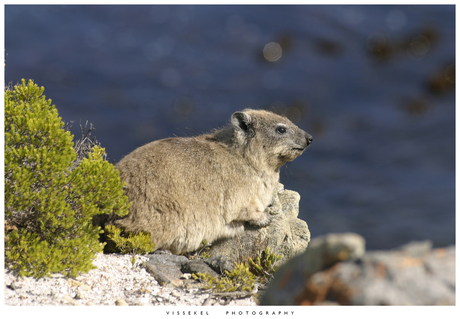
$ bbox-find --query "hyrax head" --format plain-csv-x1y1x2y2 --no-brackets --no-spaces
231,109,313,170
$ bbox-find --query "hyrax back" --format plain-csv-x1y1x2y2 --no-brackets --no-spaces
113,109,312,254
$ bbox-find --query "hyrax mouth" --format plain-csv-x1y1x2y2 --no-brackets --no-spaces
292,139,311,152
293,138,312,151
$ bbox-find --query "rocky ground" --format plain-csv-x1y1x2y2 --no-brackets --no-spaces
5,236,456,307
4,238,456,307
261,234,456,306
4,253,256,306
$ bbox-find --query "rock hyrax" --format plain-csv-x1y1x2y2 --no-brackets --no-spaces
112,109,312,254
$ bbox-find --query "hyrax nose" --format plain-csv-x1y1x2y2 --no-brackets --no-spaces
305,133,313,146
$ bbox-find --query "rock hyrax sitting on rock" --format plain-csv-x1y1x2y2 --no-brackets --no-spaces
112,109,312,254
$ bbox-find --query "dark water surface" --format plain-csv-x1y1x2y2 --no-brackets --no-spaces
5,5,455,249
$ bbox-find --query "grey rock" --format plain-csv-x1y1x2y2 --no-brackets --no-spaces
148,253,189,266
144,262,183,287
347,246,455,305
144,254,189,287
260,234,455,305
203,255,234,274
207,184,310,265
302,232,366,274
259,232,365,305
393,240,432,257
145,253,223,287
181,260,219,277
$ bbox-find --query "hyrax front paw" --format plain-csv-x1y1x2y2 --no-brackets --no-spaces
247,213,272,228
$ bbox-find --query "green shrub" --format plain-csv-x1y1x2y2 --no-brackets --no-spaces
4,79,131,278
192,247,283,293
248,247,282,284
192,262,257,292
105,225,155,255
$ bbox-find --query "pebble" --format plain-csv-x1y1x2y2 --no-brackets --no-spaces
115,299,129,306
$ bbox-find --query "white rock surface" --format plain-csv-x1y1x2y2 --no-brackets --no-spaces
4,253,256,306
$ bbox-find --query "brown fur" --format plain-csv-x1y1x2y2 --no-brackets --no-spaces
111,109,312,254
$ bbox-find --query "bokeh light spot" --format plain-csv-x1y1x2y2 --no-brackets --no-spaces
409,35,431,57
263,42,282,62
444,64,455,84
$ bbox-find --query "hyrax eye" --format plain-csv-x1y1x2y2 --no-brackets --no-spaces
276,126,287,134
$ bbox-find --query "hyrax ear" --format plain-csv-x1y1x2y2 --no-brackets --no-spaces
231,111,255,138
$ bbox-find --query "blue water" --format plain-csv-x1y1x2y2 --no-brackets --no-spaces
5,5,455,249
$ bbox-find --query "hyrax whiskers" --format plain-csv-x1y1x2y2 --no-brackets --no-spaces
111,109,312,254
